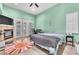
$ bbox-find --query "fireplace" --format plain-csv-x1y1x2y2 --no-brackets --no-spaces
4,29,13,40
0,25,14,42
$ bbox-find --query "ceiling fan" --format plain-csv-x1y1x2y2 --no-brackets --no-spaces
30,3,39,7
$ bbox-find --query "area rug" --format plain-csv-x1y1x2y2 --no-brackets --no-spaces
5,39,33,55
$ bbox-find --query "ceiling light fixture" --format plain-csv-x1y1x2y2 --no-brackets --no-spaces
31,6,36,11
31,8,36,11
29,3,39,11
30,3,39,7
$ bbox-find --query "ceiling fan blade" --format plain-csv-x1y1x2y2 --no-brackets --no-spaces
30,3,33,7
35,3,39,7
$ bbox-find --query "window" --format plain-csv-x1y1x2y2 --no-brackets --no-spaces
66,11,78,34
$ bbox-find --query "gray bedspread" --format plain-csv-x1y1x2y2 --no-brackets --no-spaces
30,34,61,48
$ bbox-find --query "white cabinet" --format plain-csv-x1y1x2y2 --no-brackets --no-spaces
14,18,32,38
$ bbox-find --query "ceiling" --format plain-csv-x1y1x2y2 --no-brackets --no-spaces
4,3,57,15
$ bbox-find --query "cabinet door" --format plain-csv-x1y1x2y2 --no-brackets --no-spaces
14,19,22,38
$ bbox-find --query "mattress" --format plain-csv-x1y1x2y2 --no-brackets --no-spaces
31,33,63,48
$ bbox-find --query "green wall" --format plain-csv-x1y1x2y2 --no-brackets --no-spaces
36,3,79,33
36,3,79,41
0,4,2,14
1,4,35,27
36,4,66,33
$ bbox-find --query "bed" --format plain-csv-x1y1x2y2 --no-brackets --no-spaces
30,33,65,55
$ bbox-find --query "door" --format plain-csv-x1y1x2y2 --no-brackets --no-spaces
26,21,32,36
22,20,27,37
14,18,22,38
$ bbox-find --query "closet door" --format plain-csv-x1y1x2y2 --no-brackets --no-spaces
22,20,32,37
26,21,32,36
22,20,27,37
14,19,22,38
66,11,78,34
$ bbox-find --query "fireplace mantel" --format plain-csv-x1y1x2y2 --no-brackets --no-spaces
0,24,14,42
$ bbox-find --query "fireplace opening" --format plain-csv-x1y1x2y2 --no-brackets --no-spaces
4,29,13,40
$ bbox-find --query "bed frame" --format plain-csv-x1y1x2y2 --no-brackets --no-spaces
35,40,63,55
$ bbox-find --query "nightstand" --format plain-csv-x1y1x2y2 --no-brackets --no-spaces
66,35,74,46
